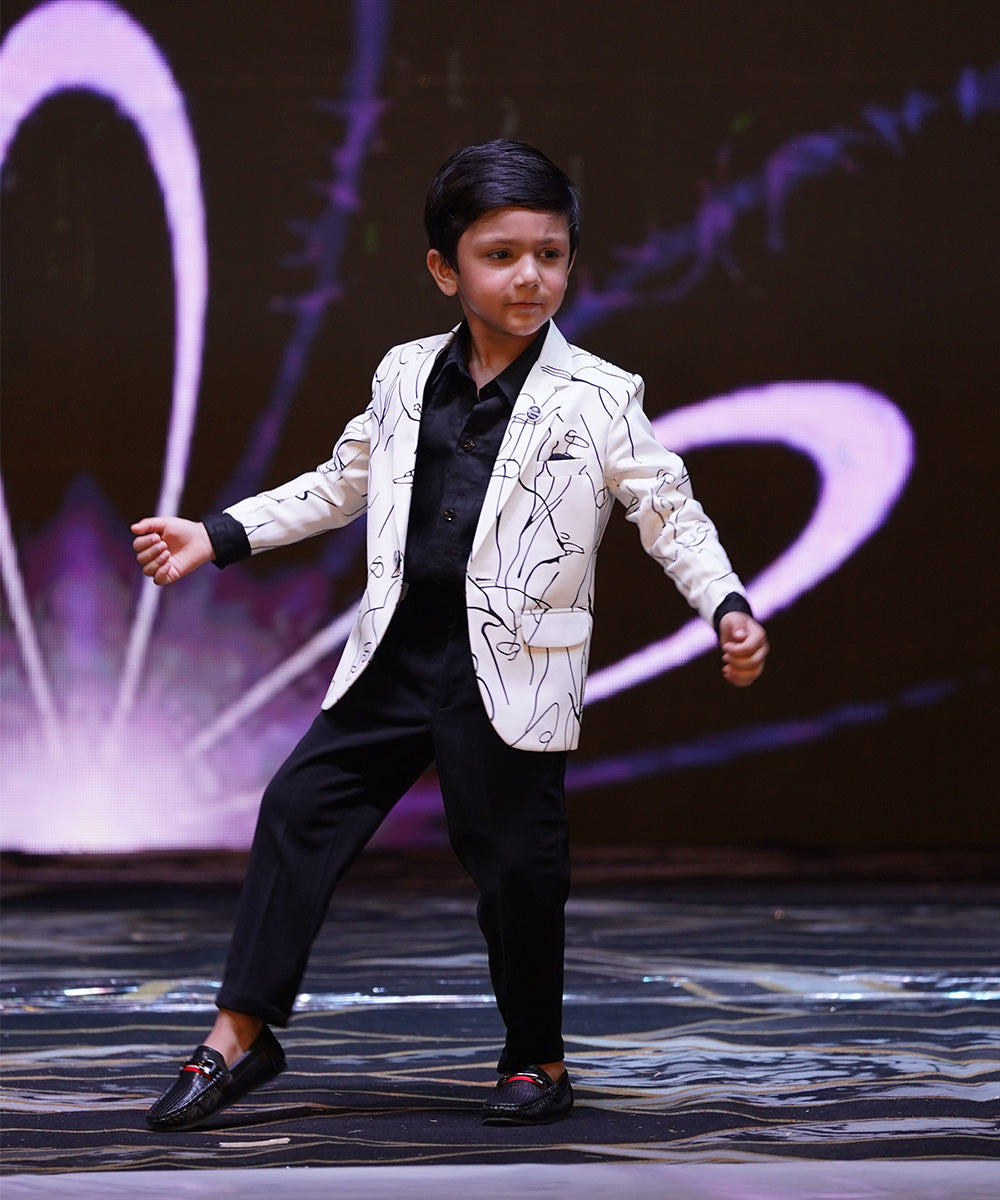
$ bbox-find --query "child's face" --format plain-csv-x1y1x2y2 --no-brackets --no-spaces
427,207,574,354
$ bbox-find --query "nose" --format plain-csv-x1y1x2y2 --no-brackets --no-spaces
514,254,541,288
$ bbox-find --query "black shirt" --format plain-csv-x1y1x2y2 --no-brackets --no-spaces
403,321,547,586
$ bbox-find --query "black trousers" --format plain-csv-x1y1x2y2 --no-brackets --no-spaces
216,581,571,1072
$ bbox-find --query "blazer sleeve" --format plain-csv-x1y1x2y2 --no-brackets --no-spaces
605,375,747,625
222,404,373,554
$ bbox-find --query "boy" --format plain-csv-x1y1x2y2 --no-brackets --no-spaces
133,140,768,1130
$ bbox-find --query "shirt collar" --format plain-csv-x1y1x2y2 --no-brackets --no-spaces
440,320,549,405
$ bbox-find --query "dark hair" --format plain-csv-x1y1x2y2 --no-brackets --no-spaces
424,139,581,267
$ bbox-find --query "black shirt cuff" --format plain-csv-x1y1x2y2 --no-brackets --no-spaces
203,511,252,568
712,591,753,635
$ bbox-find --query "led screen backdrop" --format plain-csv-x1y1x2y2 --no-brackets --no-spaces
2,0,998,853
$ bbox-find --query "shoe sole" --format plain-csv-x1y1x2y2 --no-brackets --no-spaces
482,1110,572,1125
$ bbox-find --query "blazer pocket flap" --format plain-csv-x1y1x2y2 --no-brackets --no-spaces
543,457,585,475
521,607,591,648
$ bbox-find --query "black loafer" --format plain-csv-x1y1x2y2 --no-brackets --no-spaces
482,1066,573,1125
145,1025,286,1132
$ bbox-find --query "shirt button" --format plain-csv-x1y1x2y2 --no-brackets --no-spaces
462,438,476,453
443,508,456,522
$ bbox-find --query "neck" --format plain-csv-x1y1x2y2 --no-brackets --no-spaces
465,324,545,390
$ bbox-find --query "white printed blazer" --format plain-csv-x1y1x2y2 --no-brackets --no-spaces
224,322,746,751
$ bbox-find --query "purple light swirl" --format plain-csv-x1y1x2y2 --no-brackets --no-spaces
587,382,914,703
0,0,207,737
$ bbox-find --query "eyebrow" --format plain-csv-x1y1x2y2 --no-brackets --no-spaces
469,233,570,247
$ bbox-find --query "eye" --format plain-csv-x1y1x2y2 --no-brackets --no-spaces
487,249,512,260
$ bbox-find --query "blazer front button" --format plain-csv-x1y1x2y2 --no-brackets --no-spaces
443,508,456,522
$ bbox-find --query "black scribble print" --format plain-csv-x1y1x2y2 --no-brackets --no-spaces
225,324,742,751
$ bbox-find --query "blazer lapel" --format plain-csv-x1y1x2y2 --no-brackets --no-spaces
470,322,575,560
389,329,455,555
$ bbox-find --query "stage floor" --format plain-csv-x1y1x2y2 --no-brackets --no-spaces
1,847,999,1196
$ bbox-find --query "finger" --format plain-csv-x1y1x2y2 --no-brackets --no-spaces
723,666,762,687
130,518,163,536
724,655,765,681
726,657,764,676
724,660,765,682
723,628,765,650
142,548,171,576
720,638,768,667
724,643,768,667
722,644,766,669
135,540,166,565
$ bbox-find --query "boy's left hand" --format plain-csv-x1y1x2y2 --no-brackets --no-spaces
718,613,769,687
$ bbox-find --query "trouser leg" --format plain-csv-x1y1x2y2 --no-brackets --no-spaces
217,606,442,1026
431,604,571,1072
216,710,430,1025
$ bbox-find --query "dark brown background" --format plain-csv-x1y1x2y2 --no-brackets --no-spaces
3,0,998,849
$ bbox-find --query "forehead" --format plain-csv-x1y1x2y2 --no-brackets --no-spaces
461,206,571,244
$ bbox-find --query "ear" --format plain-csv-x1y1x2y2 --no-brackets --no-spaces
426,249,459,296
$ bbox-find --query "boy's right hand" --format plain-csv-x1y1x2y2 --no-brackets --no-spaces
131,516,214,586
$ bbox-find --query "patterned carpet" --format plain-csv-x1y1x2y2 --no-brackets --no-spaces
2,847,999,1186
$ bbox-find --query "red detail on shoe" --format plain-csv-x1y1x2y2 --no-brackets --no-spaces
504,1073,544,1088
182,1063,214,1077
